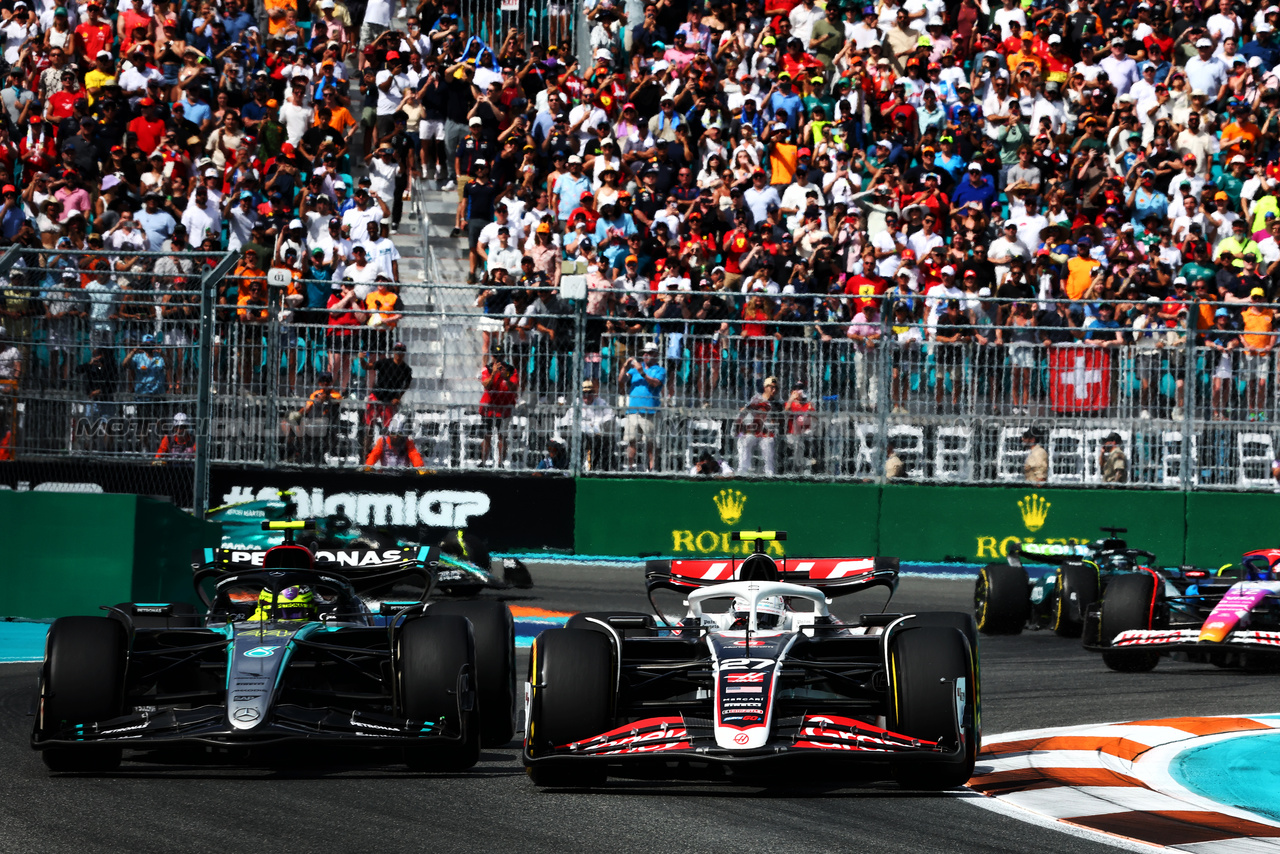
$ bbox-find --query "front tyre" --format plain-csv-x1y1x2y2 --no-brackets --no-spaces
427,601,516,747
888,625,977,790
39,617,128,772
1099,573,1161,673
526,629,612,788
398,615,482,771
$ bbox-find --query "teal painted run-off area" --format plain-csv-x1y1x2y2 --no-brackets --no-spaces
0,622,48,663
1172,722,1280,822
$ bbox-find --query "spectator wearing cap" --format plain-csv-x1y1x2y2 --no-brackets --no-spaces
461,159,497,284
619,342,665,471
950,161,996,215
1216,217,1261,268
1240,288,1276,420
134,190,176,251
1100,36,1141,96
1184,37,1229,103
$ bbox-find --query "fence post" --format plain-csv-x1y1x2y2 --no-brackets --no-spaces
194,251,238,517
875,296,892,483
1181,299,1198,491
569,297,585,474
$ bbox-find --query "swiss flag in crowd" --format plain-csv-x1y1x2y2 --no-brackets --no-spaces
1049,347,1110,413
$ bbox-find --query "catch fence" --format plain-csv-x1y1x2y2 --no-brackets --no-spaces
5,255,1280,502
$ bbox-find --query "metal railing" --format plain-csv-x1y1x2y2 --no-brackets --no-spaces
7,262,1280,491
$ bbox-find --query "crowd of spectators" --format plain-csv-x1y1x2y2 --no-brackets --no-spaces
460,0,1280,469
9,0,1280,472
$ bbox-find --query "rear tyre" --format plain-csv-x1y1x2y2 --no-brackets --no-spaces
398,615,481,771
974,564,1029,635
1099,573,1161,673
40,617,128,772
1052,563,1100,638
526,629,612,788
888,626,977,790
426,601,516,747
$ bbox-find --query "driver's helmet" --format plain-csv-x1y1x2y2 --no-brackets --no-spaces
1244,559,1275,582
1107,553,1133,572
729,595,787,630
249,585,317,621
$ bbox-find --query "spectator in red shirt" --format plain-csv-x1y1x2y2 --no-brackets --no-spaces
722,221,751,290
128,98,166,156
478,344,519,466
47,71,81,121
75,3,113,65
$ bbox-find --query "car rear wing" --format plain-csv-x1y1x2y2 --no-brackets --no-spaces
645,556,900,599
191,544,440,603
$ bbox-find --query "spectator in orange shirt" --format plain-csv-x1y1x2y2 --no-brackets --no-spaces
1220,100,1261,158
1241,287,1276,420
365,413,425,470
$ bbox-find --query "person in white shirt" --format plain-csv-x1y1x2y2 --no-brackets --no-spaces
277,89,312,145
987,221,1029,286
1169,194,1209,242
1099,38,1140,96
1207,7,1241,43
992,0,1026,41
849,8,881,51
1184,39,1229,101
1129,62,1158,106
907,218,944,259
1007,202,1048,257
923,272,963,335
366,143,400,205
357,221,401,281
872,216,906,278
788,0,825,44
483,227,522,274
345,245,381,298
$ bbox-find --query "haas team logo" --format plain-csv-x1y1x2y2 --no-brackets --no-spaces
726,672,765,683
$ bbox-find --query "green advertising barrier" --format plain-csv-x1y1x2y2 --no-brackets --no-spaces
574,480,1203,564
1184,492,1280,569
878,484,1189,565
574,479,882,557
0,492,221,618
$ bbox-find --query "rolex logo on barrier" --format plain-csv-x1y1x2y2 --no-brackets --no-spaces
713,489,747,525
1018,494,1050,533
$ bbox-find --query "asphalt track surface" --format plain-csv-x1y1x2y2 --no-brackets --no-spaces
4,565,1280,854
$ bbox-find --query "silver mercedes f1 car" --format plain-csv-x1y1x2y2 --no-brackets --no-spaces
32,521,515,772
523,532,979,789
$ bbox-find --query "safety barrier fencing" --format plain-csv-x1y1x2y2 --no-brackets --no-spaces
8,256,1280,509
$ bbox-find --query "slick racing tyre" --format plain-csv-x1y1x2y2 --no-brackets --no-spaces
906,612,981,752
40,617,128,772
398,615,481,771
1052,562,1101,639
974,564,1029,635
427,601,517,747
888,626,977,790
1099,573,1160,673
527,629,611,788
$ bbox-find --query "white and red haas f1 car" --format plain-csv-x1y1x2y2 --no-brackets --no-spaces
523,532,980,789
1084,548,1280,671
